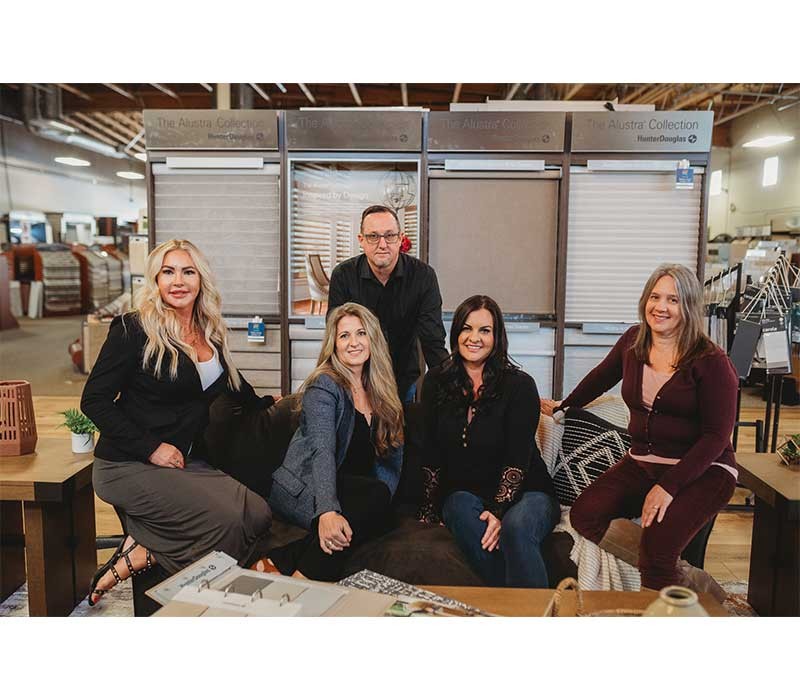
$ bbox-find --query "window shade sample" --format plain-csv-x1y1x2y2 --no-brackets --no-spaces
153,166,280,316
289,161,419,316
565,172,701,323
429,178,558,314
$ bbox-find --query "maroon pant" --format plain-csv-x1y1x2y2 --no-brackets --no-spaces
569,454,736,590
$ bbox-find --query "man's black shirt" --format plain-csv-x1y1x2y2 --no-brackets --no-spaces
328,253,448,396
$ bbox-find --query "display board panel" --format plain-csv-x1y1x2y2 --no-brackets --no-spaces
565,171,701,323
289,160,419,316
153,164,280,317
429,177,558,315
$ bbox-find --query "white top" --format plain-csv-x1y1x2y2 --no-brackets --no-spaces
196,350,224,391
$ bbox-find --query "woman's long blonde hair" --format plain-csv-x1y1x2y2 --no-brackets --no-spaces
133,239,241,390
301,303,403,456
633,263,715,369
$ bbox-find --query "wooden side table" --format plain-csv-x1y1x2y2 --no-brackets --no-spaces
736,452,800,617
0,438,96,616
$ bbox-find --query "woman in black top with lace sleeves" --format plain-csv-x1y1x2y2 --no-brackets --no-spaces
417,295,559,588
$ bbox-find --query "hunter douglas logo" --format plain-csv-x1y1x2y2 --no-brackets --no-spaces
587,116,701,144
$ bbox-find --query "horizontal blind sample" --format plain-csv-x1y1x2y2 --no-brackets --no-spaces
289,162,419,313
429,178,558,314
227,325,281,396
290,325,325,392
566,172,701,323
153,165,280,316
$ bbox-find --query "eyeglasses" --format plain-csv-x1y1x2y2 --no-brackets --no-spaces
362,232,400,245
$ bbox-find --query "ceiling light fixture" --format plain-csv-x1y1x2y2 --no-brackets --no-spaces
116,171,145,180
55,156,91,167
134,152,147,161
742,135,795,148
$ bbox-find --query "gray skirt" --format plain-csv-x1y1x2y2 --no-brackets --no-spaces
93,457,271,575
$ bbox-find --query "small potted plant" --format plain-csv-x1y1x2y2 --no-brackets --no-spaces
777,434,800,470
60,409,98,454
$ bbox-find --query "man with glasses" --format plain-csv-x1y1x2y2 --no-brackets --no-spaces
328,204,448,403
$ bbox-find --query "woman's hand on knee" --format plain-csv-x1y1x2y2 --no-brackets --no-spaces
479,510,501,551
318,512,353,554
641,485,674,527
149,442,184,469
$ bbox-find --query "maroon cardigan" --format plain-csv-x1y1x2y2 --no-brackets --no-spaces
560,325,738,496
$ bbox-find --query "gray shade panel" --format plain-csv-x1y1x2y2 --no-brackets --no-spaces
230,351,281,371
240,369,281,387
429,178,558,314
155,170,280,316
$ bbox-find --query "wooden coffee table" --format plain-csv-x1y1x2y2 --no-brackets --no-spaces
736,452,800,617
425,585,729,616
0,438,96,616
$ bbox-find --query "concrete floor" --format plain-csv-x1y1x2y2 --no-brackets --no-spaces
0,316,88,396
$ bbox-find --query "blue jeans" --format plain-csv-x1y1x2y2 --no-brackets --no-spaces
442,490,560,588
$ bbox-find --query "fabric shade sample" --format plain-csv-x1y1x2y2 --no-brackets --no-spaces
552,407,631,506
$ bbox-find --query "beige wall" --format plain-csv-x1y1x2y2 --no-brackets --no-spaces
708,104,800,238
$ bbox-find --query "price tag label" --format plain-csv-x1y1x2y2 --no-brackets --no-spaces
675,159,694,189
247,315,266,344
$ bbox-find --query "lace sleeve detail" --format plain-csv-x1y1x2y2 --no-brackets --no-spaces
416,466,442,524
487,466,525,519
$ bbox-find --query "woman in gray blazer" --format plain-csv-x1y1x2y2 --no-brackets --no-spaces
255,302,404,581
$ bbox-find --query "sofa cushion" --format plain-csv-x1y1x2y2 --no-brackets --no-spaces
552,407,632,506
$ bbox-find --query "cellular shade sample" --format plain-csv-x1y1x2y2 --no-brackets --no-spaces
154,165,280,316
429,177,558,315
565,172,701,323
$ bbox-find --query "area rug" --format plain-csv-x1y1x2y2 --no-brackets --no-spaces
0,581,134,617
720,580,756,617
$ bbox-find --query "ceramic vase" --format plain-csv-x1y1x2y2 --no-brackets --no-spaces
643,585,709,617
71,432,95,454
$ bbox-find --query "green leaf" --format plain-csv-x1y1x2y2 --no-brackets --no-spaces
59,408,98,435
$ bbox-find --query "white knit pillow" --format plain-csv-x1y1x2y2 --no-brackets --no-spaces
537,394,630,479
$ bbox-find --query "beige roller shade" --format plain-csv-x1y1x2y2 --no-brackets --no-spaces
429,178,558,314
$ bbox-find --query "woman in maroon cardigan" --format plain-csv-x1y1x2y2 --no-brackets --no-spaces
542,263,738,590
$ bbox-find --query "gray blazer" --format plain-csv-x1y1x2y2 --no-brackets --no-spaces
268,373,403,531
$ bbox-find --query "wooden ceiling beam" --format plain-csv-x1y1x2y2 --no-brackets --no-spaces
60,116,119,147
57,83,92,101
564,84,583,100
401,84,408,106
102,83,137,101
452,83,462,104
716,85,800,125
70,113,133,147
91,111,144,147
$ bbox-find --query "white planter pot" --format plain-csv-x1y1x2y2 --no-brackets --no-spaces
71,432,95,454
643,585,709,617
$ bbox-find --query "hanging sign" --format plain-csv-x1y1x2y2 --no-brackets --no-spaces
286,111,422,151
428,112,565,152
571,112,713,152
144,110,279,150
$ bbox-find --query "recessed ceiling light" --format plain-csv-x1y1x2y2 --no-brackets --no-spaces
116,171,145,180
134,152,147,161
742,135,795,148
55,156,91,167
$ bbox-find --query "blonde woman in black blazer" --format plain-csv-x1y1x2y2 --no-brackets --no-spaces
81,239,272,605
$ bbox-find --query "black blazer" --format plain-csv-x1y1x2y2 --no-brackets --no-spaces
81,312,260,464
